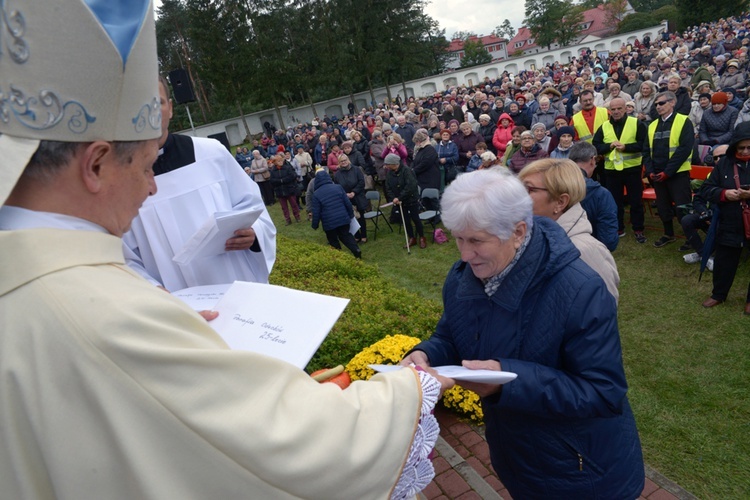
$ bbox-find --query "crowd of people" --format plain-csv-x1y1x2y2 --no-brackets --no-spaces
241,14,750,314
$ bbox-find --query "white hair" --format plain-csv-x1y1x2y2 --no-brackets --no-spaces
441,169,533,240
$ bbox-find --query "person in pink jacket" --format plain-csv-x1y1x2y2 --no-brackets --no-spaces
492,113,515,156
381,132,409,163
327,144,342,175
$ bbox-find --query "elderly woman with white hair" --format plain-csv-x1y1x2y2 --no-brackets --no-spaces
633,80,657,124
400,168,644,499
530,96,557,132
477,114,497,152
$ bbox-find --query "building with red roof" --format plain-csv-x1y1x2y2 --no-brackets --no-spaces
446,34,509,69
507,2,635,56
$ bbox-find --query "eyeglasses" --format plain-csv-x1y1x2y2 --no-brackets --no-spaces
654,101,670,106
525,185,548,194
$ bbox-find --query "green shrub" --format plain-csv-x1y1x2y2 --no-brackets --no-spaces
270,236,443,371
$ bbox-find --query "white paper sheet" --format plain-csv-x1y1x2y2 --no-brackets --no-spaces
172,284,231,310
208,281,350,369
349,217,360,235
369,364,517,384
172,207,264,265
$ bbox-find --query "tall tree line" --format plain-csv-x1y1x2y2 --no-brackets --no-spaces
155,0,449,130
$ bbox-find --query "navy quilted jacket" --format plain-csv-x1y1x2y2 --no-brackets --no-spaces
311,171,353,231
414,217,644,499
699,106,739,145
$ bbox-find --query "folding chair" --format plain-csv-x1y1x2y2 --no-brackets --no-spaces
363,190,393,240
419,188,441,240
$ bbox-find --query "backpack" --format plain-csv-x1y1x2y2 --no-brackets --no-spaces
434,228,449,244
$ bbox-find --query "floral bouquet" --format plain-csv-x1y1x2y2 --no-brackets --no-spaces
346,334,484,422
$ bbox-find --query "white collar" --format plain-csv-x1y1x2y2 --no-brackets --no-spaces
0,206,108,233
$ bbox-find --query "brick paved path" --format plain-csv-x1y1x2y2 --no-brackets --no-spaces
420,407,698,500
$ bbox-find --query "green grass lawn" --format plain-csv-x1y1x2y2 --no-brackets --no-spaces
265,195,750,498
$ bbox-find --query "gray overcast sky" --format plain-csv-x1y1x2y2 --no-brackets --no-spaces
424,0,526,39
154,1,527,41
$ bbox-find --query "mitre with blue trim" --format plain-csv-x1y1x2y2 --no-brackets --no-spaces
0,0,161,204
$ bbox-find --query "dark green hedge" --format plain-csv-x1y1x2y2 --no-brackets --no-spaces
269,235,443,372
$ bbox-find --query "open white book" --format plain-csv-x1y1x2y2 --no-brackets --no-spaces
172,207,264,265
174,281,349,369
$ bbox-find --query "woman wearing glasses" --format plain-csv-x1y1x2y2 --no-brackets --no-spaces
519,159,620,301
698,123,750,314
507,130,548,174
400,168,643,498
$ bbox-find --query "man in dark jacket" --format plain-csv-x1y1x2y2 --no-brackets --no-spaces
394,115,416,153
651,75,691,120
643,91,695,248
311,170,361,258
593,97,648,244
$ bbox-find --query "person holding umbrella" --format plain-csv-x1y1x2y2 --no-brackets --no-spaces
384,153,427,249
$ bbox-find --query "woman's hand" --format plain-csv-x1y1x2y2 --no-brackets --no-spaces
725,189,750,201
400,350,430,367
457,359,503,397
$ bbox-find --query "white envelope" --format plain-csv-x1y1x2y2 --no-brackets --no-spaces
369,364,517,384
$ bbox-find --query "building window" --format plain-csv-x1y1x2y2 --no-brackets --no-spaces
514,41,525,48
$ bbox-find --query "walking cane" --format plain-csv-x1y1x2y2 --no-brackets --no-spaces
399,202,410,254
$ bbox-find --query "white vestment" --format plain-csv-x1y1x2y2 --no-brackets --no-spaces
124,136,277,290
0,207,440,499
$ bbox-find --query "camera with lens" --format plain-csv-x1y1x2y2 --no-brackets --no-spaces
698,209,713,222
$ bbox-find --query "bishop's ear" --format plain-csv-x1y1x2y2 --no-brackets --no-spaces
79,141,115,194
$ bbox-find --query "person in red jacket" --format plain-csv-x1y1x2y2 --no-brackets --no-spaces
492,113,515,157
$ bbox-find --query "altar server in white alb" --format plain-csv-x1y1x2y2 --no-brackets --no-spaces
0,2,453,498
123,76,277,290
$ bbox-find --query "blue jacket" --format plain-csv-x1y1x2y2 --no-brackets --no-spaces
581,174,619,252
436,140,459,167
311,171,353,231
413,218,643,499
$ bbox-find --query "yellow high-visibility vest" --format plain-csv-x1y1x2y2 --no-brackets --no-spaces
601,116,642,171
572,107,609,143
647,113,692,174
